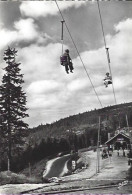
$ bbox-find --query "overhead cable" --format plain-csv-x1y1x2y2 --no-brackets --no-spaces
97,0,117,105
55,0,103,108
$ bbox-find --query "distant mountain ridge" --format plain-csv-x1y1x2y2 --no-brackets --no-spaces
27,102,132,146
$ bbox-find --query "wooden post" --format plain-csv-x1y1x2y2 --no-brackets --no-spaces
29,162,31,177
7,158,10,171
96,116,101,173
126,114,132,150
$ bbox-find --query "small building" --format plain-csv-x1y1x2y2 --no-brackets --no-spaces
105,132,130,150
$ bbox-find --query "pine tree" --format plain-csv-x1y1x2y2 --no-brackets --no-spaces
0,47,29,171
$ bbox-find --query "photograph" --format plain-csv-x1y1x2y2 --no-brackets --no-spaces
0,0,132,194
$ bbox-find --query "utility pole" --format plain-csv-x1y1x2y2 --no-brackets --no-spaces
126,114,132,150
118,113,121,129
7,158,10,171
29,162,31,177
96,116,101,173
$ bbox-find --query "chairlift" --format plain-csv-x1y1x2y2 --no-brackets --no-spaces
104,72,112,88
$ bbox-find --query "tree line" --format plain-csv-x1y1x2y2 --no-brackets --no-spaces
1,126,106,172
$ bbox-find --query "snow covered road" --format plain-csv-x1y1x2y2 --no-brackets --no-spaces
43,154,71,178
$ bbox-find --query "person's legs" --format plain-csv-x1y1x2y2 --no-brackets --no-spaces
104,80,108,87
64,62,69,73
69,62,74,72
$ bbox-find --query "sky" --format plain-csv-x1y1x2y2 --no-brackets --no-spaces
0,0,132,128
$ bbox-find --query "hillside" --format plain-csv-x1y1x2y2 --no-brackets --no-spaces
1,102,132,173
27,102,132,146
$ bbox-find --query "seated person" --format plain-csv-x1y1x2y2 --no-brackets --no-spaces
60,49,74,74
104,72,112,87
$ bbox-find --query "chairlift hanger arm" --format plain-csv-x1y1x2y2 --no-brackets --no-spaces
61,20,65,41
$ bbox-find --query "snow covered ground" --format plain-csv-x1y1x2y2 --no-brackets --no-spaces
61,150,110,181
0,150,130,194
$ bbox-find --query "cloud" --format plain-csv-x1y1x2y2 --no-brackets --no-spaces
27,80,62,94
0,27,17,51
106,18,132,73
20,1,86,18
1,8,132,127
14,18,38,41
0,18,50,52
65,18,132,110
67,78,90,92
25,18,132,126
75,18,132,86
114,18,132,33
18,43,64,83
27,94,59,109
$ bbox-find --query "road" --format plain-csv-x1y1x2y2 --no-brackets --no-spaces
57,185,132,194
19,180,132,194
44,154,71,178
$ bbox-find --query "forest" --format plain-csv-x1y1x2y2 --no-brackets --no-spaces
1,101,132,172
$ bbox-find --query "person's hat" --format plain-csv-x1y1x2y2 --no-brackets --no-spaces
106,72,109,75
65,49,69,53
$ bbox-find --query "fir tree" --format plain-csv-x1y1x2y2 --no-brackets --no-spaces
0,47,29,171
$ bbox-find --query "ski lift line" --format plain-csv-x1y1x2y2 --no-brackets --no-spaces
97,1,112,73
55,0,103,108
97,0,117,105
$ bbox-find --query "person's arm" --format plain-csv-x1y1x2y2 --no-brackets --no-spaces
68,54,72,62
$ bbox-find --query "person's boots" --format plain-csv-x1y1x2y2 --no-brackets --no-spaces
69,62,74,73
